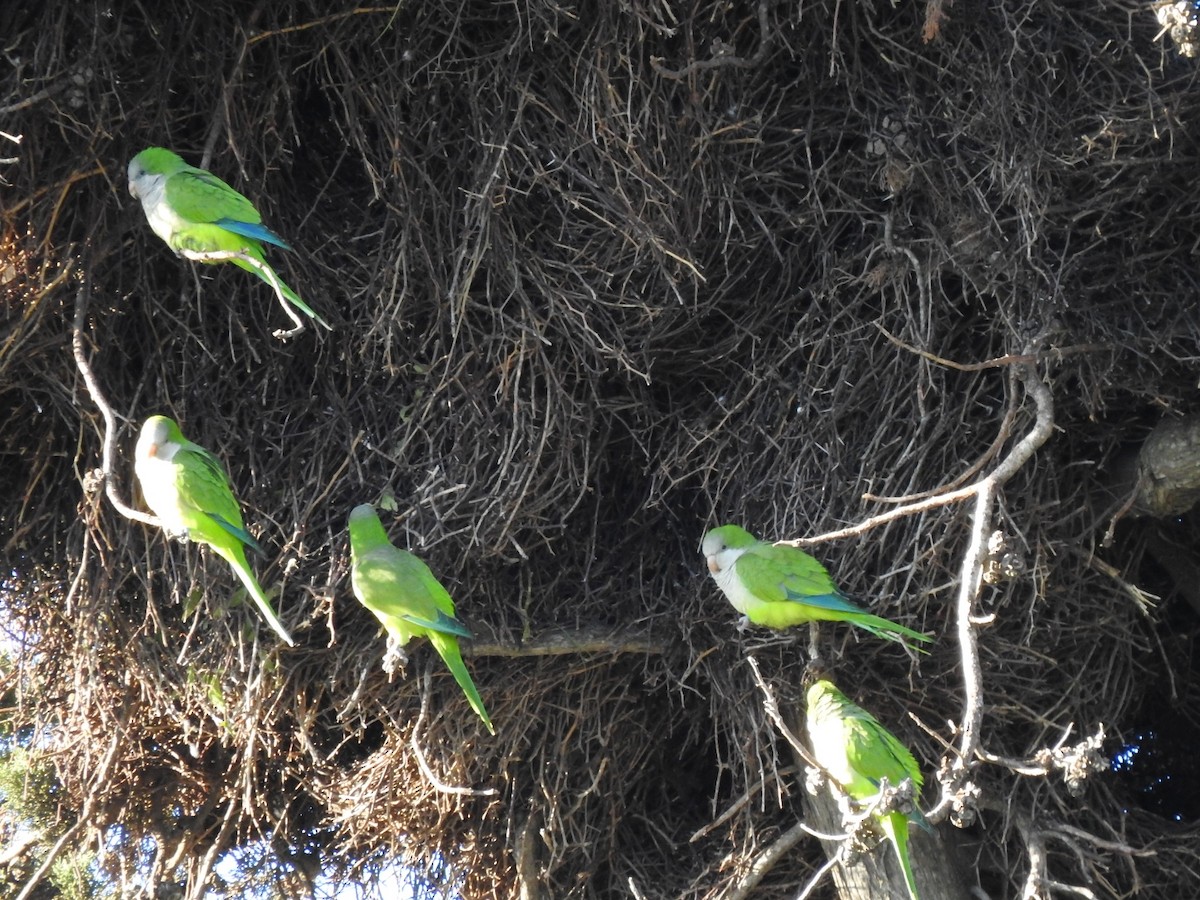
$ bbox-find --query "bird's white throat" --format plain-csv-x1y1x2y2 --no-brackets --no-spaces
131,172,186,244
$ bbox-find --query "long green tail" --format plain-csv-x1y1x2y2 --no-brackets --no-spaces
429,631,494,734
234,254,332,330
857,614,932,652
881,812,919,900
219,545,296,647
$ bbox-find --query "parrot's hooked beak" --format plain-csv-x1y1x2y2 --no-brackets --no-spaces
706,556,720,574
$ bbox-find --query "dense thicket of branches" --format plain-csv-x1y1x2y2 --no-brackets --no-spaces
3,0,1200,897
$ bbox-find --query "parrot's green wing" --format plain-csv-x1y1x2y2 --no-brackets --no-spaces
842,713,923,794
808,680,922,796
734,549,930,645
166,167,294,250
165,167,266,230
172,444,294,645
171,443,251,544
353,542,471,639
400,606,473,639
206,511,264,555
735,544,842,605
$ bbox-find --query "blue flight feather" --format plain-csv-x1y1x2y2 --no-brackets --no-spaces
401,609,473,640
214,217,292,250
206,511,265,555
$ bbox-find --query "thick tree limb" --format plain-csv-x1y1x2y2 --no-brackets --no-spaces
468,627,663,658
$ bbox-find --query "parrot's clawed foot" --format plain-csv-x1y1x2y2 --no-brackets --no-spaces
381,639,409,677
873,776,917,818
736,615,752,633
272,322,306,341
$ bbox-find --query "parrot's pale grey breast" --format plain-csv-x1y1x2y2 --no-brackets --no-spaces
128,169,185,245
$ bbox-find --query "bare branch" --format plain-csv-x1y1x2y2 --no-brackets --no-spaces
723,819,812,900
469,627,663,658
650,0,772,81
71,271,159,527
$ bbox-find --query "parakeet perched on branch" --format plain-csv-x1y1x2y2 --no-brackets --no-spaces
348,504,494,734
806,679,927,900
127,146,330,331
701,524,930,649
134,415,295,646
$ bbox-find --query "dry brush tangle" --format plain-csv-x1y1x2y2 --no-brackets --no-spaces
4,1,1200,898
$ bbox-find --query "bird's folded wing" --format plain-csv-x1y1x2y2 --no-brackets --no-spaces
166,167,262,226
844,716,922,791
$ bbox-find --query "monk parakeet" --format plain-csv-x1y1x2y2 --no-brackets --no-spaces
348,504,494,734
127,147,330,331
806,679,926,900
701,524,930,648
134,415,295,646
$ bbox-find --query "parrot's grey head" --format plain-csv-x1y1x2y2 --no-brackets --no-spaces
127,158,140,198
127,155,157,201
136,415,179,461
127,147,181,200
349,504,377,525
701,529,727,559
127,155,149,199
702,524,757,575
701,528,733,575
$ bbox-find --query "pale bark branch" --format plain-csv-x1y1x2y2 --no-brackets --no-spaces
71,272,160,528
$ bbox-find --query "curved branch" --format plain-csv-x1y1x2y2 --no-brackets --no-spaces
916,363,1055,824
955,365,1054,764
650,0,771,81
775,357,1056,825
784,360,1054,548
71,273,159,527
410,671,498,797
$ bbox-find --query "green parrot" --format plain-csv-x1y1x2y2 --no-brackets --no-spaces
134,415,295,647
701,524,930,649
348,504,494,734
806,679,926,900
127,147,331,330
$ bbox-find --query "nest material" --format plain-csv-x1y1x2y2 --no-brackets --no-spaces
3,0,1200,897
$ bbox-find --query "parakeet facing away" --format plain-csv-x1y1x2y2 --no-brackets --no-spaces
806,679,927,900
127,147,331,331
134,415,295,647
701,524,930,649
348,504,494,734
